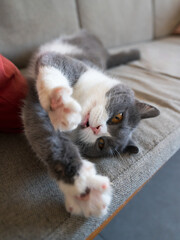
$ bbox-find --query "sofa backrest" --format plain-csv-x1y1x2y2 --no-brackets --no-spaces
77,0,154,49
0,0,180,68
0,0,80,68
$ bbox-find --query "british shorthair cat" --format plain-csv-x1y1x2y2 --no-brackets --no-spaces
22,30,159,217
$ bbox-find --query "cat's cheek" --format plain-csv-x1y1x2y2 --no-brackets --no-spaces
99,124,108,134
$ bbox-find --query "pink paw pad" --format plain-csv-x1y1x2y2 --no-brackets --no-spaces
50,97,63,110
102,184,107,190
69,207,73,212
50,88,71,111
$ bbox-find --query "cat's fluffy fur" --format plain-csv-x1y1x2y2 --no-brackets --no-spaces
22,30,159,217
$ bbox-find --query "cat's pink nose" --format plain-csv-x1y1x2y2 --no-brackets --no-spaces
90,125,101,135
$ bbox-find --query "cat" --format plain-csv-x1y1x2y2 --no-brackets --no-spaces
22,30,160,217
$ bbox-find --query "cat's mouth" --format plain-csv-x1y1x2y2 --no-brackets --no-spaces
81,113,101,135
81,113,90,128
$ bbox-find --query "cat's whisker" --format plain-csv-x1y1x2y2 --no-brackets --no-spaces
109,148,115,158
114,148,119,158
120,126,134,131
114,148,123,160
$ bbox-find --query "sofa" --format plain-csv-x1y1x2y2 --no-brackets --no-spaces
0,0,180,239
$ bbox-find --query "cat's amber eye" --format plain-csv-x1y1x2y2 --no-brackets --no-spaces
111,113,123,124
98,138,105,150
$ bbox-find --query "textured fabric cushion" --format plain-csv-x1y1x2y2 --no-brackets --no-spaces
77,0,153,48
0,37,180,239
154,0,180,38
0,55,27,133
124,36,180,78
0,0,79,68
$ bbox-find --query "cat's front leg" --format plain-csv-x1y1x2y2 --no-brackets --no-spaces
36,65,82,131
22,83,112,218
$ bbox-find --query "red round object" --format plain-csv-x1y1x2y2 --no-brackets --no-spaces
0,55,28,133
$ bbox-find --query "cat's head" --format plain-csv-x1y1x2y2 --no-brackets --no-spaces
71,83,160,158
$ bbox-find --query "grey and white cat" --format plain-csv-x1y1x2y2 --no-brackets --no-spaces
22,30,159,218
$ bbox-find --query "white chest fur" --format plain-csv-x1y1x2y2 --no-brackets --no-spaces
72,69,119,110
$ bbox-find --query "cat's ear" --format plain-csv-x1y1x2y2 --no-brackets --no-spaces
123,139,139,154
135,100,160,119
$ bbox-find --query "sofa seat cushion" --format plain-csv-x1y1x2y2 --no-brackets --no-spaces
130,36,180,78
0,37,180,240
110,36,180,78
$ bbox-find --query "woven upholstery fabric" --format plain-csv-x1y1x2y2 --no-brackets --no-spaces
0,37,180,240
0,0,79,68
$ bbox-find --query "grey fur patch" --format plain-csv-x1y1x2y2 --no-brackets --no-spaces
36,53,87,86
63,29,108,69
106,84,135,117
63,30,140,69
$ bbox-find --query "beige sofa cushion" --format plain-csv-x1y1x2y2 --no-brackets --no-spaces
131,37,180,78
110,36,180,78
77,0,153,48
154,0,180,38
0,0,79,68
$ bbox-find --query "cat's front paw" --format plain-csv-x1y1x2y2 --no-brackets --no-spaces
59,160,112,218
49,87,82,131
65,184,111,218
